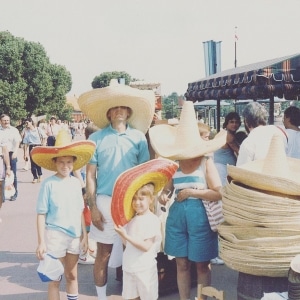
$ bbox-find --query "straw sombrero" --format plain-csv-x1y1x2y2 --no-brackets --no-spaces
227,133,300,195
77,79,155,134
111,158,179,226
31,130,96,171
149,101,226,160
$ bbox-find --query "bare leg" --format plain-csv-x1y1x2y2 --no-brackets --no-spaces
176,257,191,300
196,261,211,300
94,242,113,286
48,280,60,300
63,253,79,295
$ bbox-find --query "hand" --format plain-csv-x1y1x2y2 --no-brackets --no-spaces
90,206,106,231
114,225,127,239
80,236,88,254
176,189,190,202
36,243,47,260
158,190,172,206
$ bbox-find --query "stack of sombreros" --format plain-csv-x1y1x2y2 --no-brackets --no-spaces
77,79,156,134
219,133,300,277
111,158,179,226
31,129,96,171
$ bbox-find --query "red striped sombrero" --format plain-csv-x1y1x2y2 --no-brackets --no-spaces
111,158,178,226
31,129,96,171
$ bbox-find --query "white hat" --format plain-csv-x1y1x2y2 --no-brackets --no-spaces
149,101,226,160
78,79,156,134
37,253,64,282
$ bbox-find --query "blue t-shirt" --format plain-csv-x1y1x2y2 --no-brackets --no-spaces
89,125,150,196
36,175,84,238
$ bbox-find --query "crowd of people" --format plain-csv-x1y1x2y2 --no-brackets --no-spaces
0,83,299,300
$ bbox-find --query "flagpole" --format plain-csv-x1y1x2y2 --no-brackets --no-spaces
234,26,238,68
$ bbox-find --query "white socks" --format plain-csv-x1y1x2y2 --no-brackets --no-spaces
96,284,107,300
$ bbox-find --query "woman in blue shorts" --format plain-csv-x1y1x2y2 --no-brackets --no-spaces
149,101,226,300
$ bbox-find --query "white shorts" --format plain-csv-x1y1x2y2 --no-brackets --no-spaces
122,265,158,300
89,194,118,244
46,229,80,258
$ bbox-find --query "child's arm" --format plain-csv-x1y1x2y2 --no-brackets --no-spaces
114,225,155,252
36,214,47,260
80,213,88,254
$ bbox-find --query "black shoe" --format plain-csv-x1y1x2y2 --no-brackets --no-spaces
10,196,17,201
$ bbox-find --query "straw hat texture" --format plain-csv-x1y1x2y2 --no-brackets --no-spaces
218,222,300,277
221,180,300,229
227,133,300,196
77,79,156,134
31,130,96,171
149,101,226,160
111,158,179,226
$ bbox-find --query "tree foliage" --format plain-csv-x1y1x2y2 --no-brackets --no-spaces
0,31,72,122
91,71,133,88
162,92,179,119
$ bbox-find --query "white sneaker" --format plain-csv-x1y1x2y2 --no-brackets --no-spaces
210,257,224,265
78,252,95,265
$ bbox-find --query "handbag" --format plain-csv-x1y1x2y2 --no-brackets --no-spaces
201,157,224,232
202,200,224,232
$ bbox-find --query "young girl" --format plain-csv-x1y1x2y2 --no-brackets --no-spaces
31,130,96,300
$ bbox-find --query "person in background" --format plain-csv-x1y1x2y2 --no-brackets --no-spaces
0,133,11,213
0,114,22,201
214,112,241,186
22,118,47,183
32,129,96,300
237,102,288,166
150,102,226,300
46,117,60,146
282,106,300,159
78,79,155,300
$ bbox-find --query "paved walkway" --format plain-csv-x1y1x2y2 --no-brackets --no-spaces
0,137,238,299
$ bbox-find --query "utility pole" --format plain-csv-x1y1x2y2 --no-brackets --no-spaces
234,26,238,68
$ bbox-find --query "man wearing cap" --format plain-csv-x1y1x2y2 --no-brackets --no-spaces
78,79,155,300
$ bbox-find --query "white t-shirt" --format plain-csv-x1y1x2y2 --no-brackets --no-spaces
122,211,162,273
237,125,288,166
286,129,300,159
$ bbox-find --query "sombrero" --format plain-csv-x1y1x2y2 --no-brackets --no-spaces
31,129,96,171
77,79,155,134
149,101,226,160
111,158,179,226
227,133,300,195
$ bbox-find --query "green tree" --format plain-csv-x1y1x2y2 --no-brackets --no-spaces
91,71,133,88
162,92,179,119
0,31,72,121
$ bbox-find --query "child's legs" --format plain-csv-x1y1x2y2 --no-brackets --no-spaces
48,280,60,300
61,253,79,295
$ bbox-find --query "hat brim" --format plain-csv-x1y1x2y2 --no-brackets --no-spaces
78,85,155,134
227,157,300,196
111,158,178,226
149,125,227,160
291,254,300,273
31,140,96,171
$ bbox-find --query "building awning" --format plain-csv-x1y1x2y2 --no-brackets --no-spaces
185,53,300,102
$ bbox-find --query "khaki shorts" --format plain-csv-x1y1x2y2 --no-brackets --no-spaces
46,229,80,258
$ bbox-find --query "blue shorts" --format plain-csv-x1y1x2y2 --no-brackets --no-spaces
164,199,218,262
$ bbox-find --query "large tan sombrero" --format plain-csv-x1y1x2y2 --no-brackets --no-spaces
111,158,178,226
78,79,155,134
149,101,226,160
227,133,300,195
31,130,96,171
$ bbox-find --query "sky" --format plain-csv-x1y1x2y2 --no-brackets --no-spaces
1,0,299,97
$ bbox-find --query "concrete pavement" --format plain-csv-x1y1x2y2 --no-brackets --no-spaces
0,141,238,299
